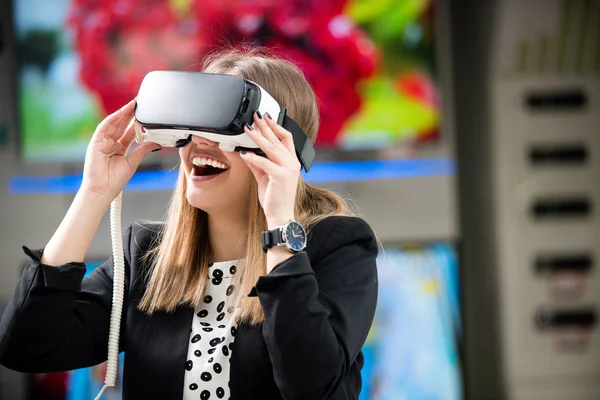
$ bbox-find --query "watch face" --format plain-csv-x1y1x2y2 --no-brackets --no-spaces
283,221,307,252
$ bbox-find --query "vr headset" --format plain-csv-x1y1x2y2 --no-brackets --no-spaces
134,71,316,171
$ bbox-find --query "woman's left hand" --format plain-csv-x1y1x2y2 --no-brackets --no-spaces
240,112,301,229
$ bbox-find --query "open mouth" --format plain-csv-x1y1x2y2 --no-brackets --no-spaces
192,157,229,177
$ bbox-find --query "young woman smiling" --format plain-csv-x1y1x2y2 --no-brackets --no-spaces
0,49,379,400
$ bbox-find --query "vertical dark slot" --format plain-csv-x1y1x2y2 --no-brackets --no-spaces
0,19,4,53
241,98,250,113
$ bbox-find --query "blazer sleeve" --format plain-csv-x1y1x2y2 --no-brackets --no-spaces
0,225,133,373
249,216,379,399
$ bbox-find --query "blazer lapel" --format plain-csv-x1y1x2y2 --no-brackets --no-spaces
135,306,193,398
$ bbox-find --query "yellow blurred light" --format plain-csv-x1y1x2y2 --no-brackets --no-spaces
423,280,438,293
169,0,193,18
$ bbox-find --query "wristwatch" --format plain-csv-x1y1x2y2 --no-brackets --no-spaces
261,220,307,253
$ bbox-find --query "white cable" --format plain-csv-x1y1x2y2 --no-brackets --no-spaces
94,191,125,400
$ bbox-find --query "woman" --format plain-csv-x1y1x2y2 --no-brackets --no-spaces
0,49,378,400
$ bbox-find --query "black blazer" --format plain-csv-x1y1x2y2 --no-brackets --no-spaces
0,216,378,399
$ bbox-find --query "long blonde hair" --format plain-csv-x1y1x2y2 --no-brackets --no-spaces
138,47,353,324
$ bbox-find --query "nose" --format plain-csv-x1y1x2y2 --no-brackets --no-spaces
191,135,218,147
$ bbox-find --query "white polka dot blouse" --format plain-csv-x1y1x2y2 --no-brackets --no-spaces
183,261,240,400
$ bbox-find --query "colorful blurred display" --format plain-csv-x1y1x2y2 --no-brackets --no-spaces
13,0,441,163
361,245,462,400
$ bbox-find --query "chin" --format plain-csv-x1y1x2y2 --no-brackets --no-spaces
185,188,218,212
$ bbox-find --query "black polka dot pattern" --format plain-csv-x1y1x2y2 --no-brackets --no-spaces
201,372,212,382
183,261,238,400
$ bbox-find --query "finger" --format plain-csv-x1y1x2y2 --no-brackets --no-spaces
115,101,136,139
240,151,281,176
127,142,161,170
93,100,135,143
253,112,289,156
254,112,280,144
117,118,137,151
244,124,286,164
94,100,136,142
264,113,296,154
242,155,267,184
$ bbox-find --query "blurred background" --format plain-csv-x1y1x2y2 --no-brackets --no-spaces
0,0,598,399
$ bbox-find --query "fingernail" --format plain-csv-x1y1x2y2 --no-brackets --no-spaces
152,147,162,152
245,123,253,131
265,112,271,119
240,150,247,155
256,111,263,119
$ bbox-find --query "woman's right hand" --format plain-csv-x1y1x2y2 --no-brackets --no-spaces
80,99,161,202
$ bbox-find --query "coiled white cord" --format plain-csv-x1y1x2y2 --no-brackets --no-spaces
94,191,125,400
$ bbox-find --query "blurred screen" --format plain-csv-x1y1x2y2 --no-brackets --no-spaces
13,0,440,163
361,245,462,400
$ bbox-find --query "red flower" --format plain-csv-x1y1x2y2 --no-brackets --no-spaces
68,0,380,145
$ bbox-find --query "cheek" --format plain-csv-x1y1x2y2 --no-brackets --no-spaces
179,147,191,162
228,157,254,191
227,154,250,177
233,165,253,188
179,148,191,174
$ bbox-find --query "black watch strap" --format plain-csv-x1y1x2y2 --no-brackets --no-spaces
261,228,282,253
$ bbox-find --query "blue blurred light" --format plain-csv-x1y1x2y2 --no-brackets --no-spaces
9,158,454,194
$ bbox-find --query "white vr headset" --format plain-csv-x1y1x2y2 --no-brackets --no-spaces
134,70,316,171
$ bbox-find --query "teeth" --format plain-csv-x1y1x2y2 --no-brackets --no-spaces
192,157,227,169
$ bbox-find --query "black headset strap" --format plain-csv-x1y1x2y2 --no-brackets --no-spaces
278,108,315,172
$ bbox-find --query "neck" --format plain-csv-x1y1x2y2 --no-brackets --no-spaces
207,210,247,262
